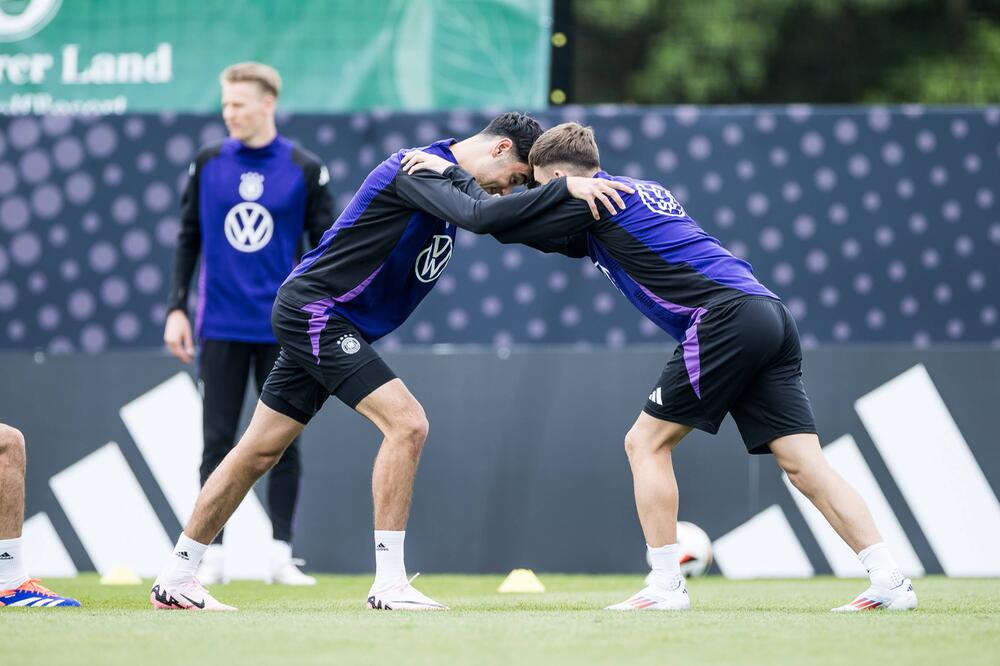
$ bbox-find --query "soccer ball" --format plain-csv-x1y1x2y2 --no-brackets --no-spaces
677,521,713,577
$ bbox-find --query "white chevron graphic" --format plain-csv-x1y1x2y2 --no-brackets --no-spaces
782,435,924,577
21,512,77,578
715,364,994,578
49,442,172,577
119,372,273,580
856,364,1000,576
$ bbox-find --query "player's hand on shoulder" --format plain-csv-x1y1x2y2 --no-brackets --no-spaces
163,309,195,364
401,150,452,175
566,176,634,220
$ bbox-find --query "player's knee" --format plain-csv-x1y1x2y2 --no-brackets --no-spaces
624,423,680,460
0,424,26,468
247,449,282,477
785,465,821,498
390,410,429,454
623,427,657,460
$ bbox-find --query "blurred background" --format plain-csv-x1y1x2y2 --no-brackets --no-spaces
1,0,998,580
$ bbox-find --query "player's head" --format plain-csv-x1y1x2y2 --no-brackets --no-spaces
219,62,281,144
456,112,543,195
528,122,602,185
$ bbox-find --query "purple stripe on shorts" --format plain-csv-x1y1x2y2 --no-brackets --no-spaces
302,297,336,364
300,264,385,363
636,283,707,398
682,309,706,399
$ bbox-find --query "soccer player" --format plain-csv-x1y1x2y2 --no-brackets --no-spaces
149,113,633,611
400,122,918,613
0,424,81,608
164,62,330,585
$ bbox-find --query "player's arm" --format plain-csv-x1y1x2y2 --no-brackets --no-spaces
164,159,203,363
393,167,575,235
497,231,590,259
299,154,335,248
442,164,602,243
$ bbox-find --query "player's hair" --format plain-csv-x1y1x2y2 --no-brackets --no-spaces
528,122,601,172
219,62,282,98
477,112,544,164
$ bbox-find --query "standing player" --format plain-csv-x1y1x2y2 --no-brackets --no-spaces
400,123,918,613
0,424,80,608
164,62,331,586
149,113,633,611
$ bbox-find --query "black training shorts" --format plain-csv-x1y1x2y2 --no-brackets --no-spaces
260,296,396,424
643,296,817,454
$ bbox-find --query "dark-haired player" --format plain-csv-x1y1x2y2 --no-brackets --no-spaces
401,122,917,613
150,114,633,612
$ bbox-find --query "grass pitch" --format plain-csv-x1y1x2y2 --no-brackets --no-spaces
2,575,997,665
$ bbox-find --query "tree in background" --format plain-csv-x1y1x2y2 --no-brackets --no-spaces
571,0,1000,104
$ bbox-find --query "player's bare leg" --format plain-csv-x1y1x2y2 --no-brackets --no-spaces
355,379,445,610
0,424,81,608
151,402,303,611
607,413,692,611
0,424,26,541
770,434,917,611
187,402,304,543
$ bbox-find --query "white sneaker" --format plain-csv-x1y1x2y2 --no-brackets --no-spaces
831,576,917,612
270,558,317,586
150,578,237,612
195,544,228,585
366,573,447,611
606,576,690,611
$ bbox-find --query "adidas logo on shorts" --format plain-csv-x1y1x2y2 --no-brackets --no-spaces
648,387,663,406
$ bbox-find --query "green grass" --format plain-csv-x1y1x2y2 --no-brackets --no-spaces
2,575,998,665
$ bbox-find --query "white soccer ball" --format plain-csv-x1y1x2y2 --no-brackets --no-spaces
677,521,713,577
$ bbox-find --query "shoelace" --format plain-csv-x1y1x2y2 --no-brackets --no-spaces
19,578,56,596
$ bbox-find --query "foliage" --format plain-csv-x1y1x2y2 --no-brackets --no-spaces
572,0,1000,103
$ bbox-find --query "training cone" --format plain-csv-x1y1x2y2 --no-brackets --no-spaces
498,568,545,594
100,565,143,585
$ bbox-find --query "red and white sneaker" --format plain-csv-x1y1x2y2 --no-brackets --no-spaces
150,578,237,612
831,576,917,612
606,576,690,611
366,573,447,611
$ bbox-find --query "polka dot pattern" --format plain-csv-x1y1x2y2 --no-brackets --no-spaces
0,107,996,351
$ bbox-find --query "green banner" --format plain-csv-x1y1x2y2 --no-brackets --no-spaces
0,0,552,114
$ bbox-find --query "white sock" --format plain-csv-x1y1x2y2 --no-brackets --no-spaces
647,542,683,591
858,542,903,588
0,536,29,590
160,533,209,584
271,539,292,566
373,530,406,587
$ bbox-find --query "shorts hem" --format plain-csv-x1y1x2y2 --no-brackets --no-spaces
334,357,397,409
641,405,720,435
261,390,314,426
746,428,819,455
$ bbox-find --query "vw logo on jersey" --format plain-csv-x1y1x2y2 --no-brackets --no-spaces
224,202,273,253
238,172,265,201
0,0,61,42
415,235,453,283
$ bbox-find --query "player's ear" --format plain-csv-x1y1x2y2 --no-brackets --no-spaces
492,137,513,159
